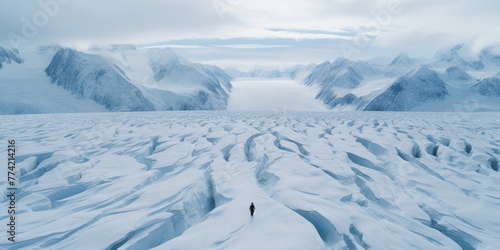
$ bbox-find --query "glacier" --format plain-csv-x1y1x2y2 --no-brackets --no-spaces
300,44,500,111
1,111,499,249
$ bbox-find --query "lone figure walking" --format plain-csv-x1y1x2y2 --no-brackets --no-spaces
249,202,256,216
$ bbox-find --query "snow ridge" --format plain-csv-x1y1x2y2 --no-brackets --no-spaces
445,66,472,81
225,64,317,80
1,46,233,114
389,53,413,67
0,47,23,69
298,44,500,111
148,48,232,110
433,44,484,70
470,77,500,97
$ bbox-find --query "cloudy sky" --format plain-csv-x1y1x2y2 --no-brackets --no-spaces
1,0,499,69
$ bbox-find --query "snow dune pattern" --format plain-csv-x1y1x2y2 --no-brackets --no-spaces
1,112,499,249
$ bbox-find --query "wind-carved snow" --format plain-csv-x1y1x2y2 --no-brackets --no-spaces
1,112,499,249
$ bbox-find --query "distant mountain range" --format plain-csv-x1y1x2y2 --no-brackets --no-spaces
229,43,500,111
0,43,499,114
0,47,23,70
0,45,232,114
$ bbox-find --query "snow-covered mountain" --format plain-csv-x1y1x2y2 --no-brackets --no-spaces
286,63,317,80
471,77,500,97
0,47,23,69
444,66,472,81
144,48,232,110
225,64,317,81
479,47,500,67
389,53,413,67
433,44,484,70
299,44,500,111
2,43,500,114
246,66,284,78
0,46,232,114
1,111,499,249
304,58,362,90
45,48,156,111
227,78,326,111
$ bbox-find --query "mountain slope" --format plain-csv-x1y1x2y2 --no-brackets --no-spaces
225,64,317,80
445,66,472,81
1,112,499,249
299,44,500,111
2,43,500,114
147,48,231,110
470,77,500,97
0,46,233,114
433,44,484,70
227,78,326,111
364,66,448,111
247,66,283,78
0,47,23,69
389,53,413,67
479,47,500,66
304,58,354,87
0,47,109,115
46,48,157,111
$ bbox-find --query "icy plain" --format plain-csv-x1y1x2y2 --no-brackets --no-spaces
227,78,327,111
1,111,499,249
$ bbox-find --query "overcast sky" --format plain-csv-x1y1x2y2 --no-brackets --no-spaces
1,0,499,69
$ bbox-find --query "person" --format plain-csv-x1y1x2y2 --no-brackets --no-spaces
249,202,255,216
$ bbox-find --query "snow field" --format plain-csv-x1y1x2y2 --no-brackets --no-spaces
227,78,327,112
0,111,499,249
